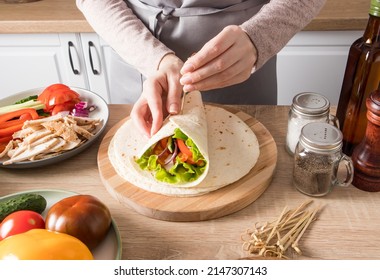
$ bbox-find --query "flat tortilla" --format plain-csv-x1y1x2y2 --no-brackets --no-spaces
108,94,260,197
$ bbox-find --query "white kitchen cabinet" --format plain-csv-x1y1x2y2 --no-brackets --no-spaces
78,33,111,102
277,30,364,105
1,31,365,106
0,33,110,102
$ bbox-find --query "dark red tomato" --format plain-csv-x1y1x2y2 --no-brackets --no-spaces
37,83,80,113
47,89,80,107
37,84,69,109
45,195,112,249
51,100,78,116
0,210,45,241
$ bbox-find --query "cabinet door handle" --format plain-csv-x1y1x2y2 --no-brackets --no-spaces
68,41,80,75
88,41,100,75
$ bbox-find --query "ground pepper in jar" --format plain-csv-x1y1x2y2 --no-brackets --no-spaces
293,122,353,197
293,153,336,196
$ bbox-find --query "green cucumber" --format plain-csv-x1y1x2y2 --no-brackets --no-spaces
0,193,47,222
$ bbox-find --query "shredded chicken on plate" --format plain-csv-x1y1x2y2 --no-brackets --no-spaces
0,114,101,165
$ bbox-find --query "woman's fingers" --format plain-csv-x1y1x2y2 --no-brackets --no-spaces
165,71,183,115
185,59,252,92
130,98,152,138
130,54,184,137
180,25,257,91
180,26,238,75
157,54,184,115
131,77,165,137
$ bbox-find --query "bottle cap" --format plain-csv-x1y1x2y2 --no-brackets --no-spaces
291,92,330,117
299,122,343,153
370,0,380,17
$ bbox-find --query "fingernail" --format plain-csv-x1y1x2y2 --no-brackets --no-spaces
180,63,194,74
180,75,192,85
183,84,195,92
169,103,179,114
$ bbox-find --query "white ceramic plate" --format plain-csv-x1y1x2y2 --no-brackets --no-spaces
0,189,122,260
0,86,109,168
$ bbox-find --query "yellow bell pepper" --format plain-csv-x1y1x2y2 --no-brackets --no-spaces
0,229,94,260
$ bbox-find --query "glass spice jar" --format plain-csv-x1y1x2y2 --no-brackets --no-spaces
293,122,354,197
286,92,338,155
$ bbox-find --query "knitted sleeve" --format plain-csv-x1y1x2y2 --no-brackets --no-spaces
240,0,326,70
76,0,174,77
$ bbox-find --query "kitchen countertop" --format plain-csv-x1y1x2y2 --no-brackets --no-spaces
1,104,379,260
0,0,370,34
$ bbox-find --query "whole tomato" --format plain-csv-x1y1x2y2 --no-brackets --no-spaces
45,195,111,249
0,210,45,241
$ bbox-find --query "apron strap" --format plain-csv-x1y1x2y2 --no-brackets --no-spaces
126,0,267,38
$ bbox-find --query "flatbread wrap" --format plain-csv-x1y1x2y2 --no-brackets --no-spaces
108,91,260,197
134,91,209,186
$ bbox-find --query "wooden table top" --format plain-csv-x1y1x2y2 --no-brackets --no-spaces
0,0,370,33
1,104,379,260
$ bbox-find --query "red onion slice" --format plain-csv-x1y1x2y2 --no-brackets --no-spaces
164,140,178,165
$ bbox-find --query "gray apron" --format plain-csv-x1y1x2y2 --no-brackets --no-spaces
109,0,277,105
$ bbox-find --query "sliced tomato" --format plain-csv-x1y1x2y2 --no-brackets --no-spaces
176,139,205,166
48,89,80,107
176,139,192,157
37,84,80,113
45,83,70,92
177,152,189,163
37,84,70,106
51,100,78,116
0,210,45,241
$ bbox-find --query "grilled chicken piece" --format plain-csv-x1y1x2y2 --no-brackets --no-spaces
70,115,100,126
73,124,94,139
22,114,63,128
22,128,52,145
61,139,82,150
41,121,79,142
11,133,56,158
3,138,60,165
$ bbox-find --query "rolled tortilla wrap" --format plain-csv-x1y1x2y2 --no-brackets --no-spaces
108,91,260,197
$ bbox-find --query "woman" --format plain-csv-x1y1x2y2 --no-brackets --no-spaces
77,0,326,137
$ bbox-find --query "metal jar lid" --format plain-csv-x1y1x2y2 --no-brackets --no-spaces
299,122,343,152
291,92,330,117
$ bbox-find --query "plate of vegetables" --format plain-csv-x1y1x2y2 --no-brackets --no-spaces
0,189,122,260
0,84,109,168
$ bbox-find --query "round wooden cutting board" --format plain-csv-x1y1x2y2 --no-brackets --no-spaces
97,106,277,222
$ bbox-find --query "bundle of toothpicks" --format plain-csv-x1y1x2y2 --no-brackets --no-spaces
242,200,321,259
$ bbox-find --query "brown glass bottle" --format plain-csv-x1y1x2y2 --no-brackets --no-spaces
351,89,380,192
336,0,380,156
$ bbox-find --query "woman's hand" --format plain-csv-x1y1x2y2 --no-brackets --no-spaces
130,54,184,138
180,25,257,92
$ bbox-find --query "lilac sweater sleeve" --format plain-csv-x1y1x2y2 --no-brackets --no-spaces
76,0,326,76
240,0,326,70
76,0,174,77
